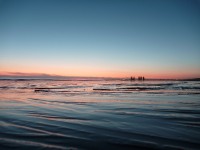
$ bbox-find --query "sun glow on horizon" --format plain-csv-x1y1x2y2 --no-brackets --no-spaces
0,67,200,79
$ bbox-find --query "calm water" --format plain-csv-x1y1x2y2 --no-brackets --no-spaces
0,79,200,150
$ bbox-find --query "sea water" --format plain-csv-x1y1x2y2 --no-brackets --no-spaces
0,79,200,149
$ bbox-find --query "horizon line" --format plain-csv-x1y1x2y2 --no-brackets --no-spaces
0,72,200,80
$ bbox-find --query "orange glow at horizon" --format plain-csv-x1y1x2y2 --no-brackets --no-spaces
1,60,200,79
1,65,200,79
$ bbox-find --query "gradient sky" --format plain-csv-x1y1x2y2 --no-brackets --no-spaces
0,0,200,78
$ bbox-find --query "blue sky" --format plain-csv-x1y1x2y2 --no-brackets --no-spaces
0,0,200,78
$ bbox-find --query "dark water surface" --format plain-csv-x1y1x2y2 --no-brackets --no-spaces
0,80,200,149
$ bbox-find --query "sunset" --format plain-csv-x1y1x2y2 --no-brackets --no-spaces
0,0,200,150
1,0,200,79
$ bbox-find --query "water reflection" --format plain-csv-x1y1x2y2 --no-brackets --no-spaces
0,80,200,149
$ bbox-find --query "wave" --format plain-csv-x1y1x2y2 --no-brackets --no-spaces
1,104,200,150
1,79,200,150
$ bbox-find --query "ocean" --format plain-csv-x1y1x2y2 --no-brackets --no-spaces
0,79,200,150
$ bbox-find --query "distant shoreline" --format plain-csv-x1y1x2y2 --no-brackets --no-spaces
0,76,200,81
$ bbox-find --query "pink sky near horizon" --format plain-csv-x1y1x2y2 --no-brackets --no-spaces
1,57,200,79
0,67,200,79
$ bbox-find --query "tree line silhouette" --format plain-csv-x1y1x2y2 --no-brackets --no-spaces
130,76,145,81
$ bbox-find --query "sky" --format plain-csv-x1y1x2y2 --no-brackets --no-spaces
0,0,200,79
